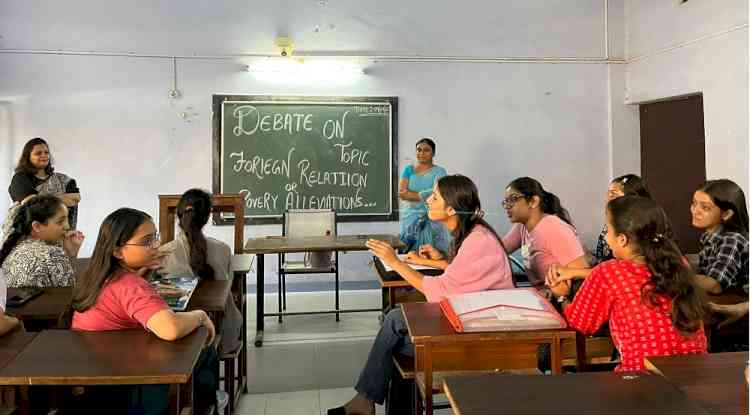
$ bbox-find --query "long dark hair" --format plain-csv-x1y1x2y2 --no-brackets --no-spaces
507,177,573,226
607,196,705,333
71,208,152,312
176,189,215,280
612,174,653,199
0,195,65,267
16,137,54,176
698,179,748,238
437,174,506,259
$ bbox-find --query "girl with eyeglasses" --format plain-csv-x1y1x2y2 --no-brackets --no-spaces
548,196,707,372
501,177,586,289
64,207,218,414
547,174,653,287
0,194,84,288
689,179,748,294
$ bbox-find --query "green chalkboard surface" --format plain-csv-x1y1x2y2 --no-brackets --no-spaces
212,95,398,224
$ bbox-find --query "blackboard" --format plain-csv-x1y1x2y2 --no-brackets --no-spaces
212,95,399,224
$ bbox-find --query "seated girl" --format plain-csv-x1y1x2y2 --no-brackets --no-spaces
68,207,218,414
547,174,653,285
548,196,707,372
501,177,587,288
0,195,83,288
327,174,513,415
690,179,748,294
159,189,243,353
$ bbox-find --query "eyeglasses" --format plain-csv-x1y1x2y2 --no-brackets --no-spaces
123,232,161,249
502,194,526,209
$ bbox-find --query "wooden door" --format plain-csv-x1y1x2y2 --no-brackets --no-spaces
640,94,706,253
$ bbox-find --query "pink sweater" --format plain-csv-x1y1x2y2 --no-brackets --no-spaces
422,225,514,303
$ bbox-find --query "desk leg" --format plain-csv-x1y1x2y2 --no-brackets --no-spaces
241,270,249,392
381,287,388,313
551,337,562,375
255,253,265,347
423,343,433,415
18,385,29,415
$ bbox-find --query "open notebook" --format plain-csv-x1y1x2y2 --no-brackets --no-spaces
150,275,199,311
383,254,441,272
440,288,567,333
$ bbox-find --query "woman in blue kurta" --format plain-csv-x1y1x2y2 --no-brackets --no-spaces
398,138,450,254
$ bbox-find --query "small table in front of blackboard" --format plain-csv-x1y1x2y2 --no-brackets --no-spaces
244,234,404,347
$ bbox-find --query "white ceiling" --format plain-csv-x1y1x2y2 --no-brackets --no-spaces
0,0,611,58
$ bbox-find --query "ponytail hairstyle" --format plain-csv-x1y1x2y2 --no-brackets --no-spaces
611,174,653,199
507,177,573,226
176,189,215,280
698,179,748,238
16,137,54,176
0,195,65,267
436,174,507,260
607,196,705,333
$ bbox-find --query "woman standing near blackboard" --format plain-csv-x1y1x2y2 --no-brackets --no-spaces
2,138,81,241
398,138,450,254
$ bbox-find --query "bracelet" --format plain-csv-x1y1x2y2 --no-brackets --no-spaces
557,296,568,304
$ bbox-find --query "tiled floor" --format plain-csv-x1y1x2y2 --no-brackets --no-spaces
236,290,455,415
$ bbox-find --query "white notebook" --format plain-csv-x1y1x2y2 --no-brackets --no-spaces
383,254,441,272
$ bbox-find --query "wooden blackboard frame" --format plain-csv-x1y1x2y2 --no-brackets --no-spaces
211,94,399,225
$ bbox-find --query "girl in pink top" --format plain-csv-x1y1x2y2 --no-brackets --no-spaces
65,208,217,414
501,177,587,287
327,174,513,415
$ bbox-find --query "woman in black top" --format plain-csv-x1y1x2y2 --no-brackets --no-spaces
4,138,81,239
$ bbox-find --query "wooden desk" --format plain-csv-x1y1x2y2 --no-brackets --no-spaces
244,234,404,347
372,257,441,313
401,302,576,415
0,329,207,415
0,330,37,370
186,280,231,313
6,287,71,323
646,352,749,415
8,280,230,322
443,372,711,415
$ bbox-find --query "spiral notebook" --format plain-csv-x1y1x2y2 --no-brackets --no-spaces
439,288,567,333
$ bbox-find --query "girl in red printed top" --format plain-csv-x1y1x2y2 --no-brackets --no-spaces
547,196,707,372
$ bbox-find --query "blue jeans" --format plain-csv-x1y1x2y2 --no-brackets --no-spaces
355,308,415,405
